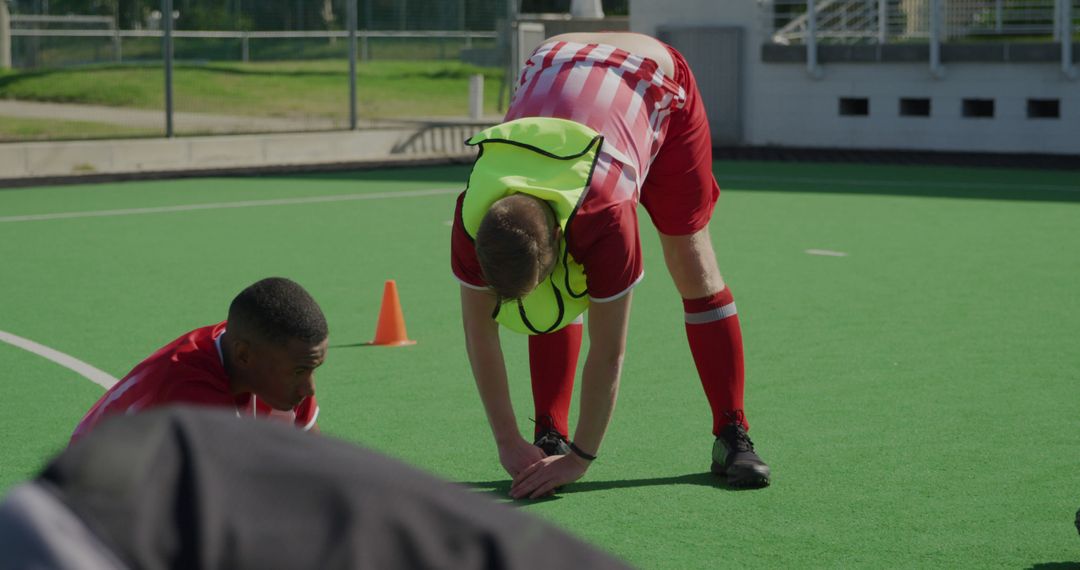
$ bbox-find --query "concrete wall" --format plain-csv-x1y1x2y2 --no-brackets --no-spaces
748,61,1077,154
0,125,486,182
631,0,1080,155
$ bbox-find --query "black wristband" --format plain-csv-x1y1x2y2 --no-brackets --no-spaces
568,442,597,461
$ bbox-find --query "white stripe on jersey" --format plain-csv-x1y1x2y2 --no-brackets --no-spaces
540,62,591,117
622,78,651,132
510,40,687,199
584,43,616,63
612,160,639,202
589,154,616,197
548,43,588,65
591,153,637,202
650,66,668,88
621,54,644,74
675,86,688,109
650,107,675,159
580,67,625,123
515,63,558,110
649,92,674,135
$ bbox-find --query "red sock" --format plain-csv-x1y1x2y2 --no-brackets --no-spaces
683,288,748,435
528,321,582,439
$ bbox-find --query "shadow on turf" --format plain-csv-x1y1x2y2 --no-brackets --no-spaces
331,342,380,349
461,472,756,504
1026,564,1080,569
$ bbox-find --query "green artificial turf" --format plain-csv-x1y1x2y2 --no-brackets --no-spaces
0,161,1078,568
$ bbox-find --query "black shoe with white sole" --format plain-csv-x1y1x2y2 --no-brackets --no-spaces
711,422,771,489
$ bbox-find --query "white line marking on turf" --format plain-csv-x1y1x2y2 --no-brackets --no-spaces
0,329,117,389
0,188,460,223
720,175,1080,193
805,249,849,257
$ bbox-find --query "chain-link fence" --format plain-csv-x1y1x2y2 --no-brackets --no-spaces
0,0,520,141
4,0,503,65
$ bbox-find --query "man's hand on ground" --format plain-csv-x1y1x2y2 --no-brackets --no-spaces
498,436,547,478
509,454,590,500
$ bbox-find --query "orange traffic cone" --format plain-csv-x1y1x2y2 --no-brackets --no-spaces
365,280,417,346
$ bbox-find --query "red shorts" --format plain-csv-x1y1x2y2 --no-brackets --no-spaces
639,45,720,236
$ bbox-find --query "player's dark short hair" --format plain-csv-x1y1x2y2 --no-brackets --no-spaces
228,277,328,345
475,195,558,302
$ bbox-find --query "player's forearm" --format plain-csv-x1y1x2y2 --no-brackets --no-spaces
571,293,633,457
462,328,517,444
461,286,521,444
571,347,624,456
465,335,521,445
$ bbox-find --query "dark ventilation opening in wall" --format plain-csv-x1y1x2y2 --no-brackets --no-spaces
839,97,869,116
1027,98,1060,119
900,97,931,117
962,98,995,118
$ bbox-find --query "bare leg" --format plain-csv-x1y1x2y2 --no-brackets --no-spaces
658,225,724,298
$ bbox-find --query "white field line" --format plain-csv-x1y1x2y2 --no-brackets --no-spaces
0,330,117,389
0,188,460,223
3,174,1077,223
805,249,849,257
720,175,1080,193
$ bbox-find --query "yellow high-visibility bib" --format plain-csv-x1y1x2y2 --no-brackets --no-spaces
461,117,603,335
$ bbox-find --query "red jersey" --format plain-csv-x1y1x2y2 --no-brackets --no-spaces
451,40,688,301
71,322,319,443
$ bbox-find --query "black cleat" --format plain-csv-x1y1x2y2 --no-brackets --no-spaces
532,415,571,457
711,422,771,489
534,430,571,457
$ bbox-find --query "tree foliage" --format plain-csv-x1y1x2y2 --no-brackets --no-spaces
6,0,626,31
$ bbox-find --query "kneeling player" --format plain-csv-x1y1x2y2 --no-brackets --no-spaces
71,277,329,442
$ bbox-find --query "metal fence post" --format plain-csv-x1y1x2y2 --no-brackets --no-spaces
878,0,887,43
1053,0,1061,41
469,73,483,119
362,0,371,61
348,0,358,129
807,0,822,78
500,0,519,112
930,0,944,78
112,17,122,62
1063,0,1078,79
0,1,11,69
461,0,471,48
163,0,174,137
241,32,249,62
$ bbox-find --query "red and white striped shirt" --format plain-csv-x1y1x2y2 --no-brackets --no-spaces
70,322,319,444
452,40,686,300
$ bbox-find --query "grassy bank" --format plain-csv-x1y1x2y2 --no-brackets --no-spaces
0,60,504,140
0,117,157,142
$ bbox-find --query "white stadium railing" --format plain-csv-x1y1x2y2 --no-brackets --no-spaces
768,0,1077,44
765,0,1077,78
